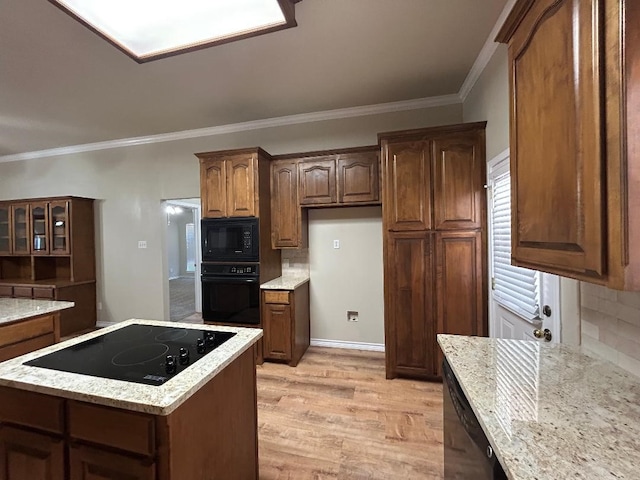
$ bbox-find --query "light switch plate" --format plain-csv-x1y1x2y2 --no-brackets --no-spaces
333,239,340,249
138,240,147,249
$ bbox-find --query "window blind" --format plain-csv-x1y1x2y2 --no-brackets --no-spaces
492,172,540,320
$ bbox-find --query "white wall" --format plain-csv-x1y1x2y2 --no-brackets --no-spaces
308,207,384,345
462,45,581,347
0,104,462,325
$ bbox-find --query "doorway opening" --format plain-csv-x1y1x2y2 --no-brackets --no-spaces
164,199,202,322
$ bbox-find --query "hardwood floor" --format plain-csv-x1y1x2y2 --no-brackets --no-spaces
257,347,444,479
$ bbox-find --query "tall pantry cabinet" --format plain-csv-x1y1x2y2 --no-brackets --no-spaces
380,122,487,380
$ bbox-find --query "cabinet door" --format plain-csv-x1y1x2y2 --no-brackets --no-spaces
384,232,435,379
435,231,486,373
30,202,49,255
49,201,70,255
271,160,300,248
262,300,292,361
226,155,256,217
69,444,154,480
298,159,336,205
0,204,10,254
200,157,227,218
337,152,380,204
508,0,605,277
0,426,64,480
432,134,484,230
383,141,432,231
11,204,30,255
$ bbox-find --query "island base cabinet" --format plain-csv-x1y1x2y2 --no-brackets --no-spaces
0,426,64,480
69,444,154,480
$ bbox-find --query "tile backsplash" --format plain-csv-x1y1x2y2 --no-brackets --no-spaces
581,282,640,377
281,248,310,276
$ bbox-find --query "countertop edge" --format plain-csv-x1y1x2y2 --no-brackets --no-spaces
260,274,310,290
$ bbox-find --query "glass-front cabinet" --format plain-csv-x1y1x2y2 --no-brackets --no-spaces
0,204,10,254
11,204,30,254
50,201,70,255
31,202,49,255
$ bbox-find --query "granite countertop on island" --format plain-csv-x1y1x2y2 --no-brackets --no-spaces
0,297,75,325
260,274,310,290
438,334,640,480
0,319,262,416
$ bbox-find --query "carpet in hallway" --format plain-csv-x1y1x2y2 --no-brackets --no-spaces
169,276,196,321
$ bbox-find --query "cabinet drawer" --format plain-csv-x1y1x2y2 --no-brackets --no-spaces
0,314,54,348
12,286,33,298
0,387,65,434
33,287,55,299
0,285,12,297
0,333,55,362
68,401,156,456
263,291,290,304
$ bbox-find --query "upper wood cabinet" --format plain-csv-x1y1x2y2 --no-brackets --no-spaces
298,158,336,205
198,150,260,218
271,160,304,249
270,146,379,249
0,203,11,255
432,134,484,230
497,0,640,290
337,151,380,204
297,149,379,207
381,127,485,232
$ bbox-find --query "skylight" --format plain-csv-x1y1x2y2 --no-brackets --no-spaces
50,0,297,63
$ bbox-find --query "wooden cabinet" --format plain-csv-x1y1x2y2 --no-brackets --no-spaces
0,346,259,480
0,426,64,480
384,141,432,231
298,158,336,205
338,152,379,204
261,283,310,366
0,313,60,362
0,204,10,255
380,123,487,380
384,232,435,379
497,0,640,290
197,149,267,218
271,160,305,249
0,197,96,336
270,146,379,249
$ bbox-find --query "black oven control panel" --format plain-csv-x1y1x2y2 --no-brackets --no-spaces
202,263,259,276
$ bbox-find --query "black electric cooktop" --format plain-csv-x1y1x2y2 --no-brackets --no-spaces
24,324,236,386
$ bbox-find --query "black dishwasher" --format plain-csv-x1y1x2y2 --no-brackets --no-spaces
443,359,507,479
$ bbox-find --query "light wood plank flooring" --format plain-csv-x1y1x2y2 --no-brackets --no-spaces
257,347,444,479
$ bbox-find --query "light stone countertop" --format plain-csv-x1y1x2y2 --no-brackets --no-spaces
438,334,640,480
0,319,262,416
0,298,75,325
260,274,310,290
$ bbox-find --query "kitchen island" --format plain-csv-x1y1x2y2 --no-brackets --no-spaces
438,334,640,480
0,298,74,362
0,319,262,480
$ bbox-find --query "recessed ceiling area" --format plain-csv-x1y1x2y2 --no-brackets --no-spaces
49,0,297,62
0,0,508,158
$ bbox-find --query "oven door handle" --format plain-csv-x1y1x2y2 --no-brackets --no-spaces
201,276,259,284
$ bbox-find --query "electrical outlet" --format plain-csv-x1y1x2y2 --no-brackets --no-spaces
333,239,340,249
347,310,359,322
97,302,102,310
138,240,147,249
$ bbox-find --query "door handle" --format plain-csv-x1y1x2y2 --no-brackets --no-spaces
533,328,552,342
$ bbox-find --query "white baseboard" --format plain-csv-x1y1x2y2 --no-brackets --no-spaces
310,338,385,352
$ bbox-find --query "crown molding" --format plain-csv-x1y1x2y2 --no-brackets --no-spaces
458,0,517,102
0,94,460,164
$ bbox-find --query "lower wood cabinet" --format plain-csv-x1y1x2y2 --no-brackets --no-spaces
68,444,155,480
384,230,487,380
0,425,64,480
262,283,310,366
0,313,60,362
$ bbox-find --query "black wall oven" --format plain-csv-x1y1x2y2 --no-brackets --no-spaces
201,218,259,263
201,264,260,324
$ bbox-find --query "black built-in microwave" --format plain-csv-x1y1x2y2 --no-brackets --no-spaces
201,217,259,262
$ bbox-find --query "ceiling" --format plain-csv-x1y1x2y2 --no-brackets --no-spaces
0,0,509,159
